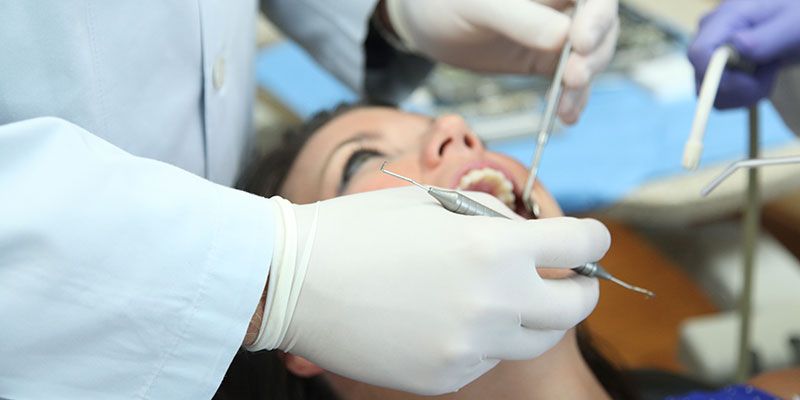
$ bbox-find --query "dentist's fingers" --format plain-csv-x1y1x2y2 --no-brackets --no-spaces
495,217,611,269
565,17,619,89
485,275,599,360
557,86,589,125
472,0,570,53
572,0,619,55
560,9,618,123
521,274,599,330
486,328,565,360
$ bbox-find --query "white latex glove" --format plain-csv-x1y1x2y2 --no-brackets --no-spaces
248,187,608,395
384,0,619,124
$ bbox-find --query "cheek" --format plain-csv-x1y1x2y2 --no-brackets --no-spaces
344,174,407,195
344,158,424,195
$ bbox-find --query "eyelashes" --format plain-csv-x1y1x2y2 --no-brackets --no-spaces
338,147,384,194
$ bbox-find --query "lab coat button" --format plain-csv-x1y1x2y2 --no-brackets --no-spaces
213,57,225,90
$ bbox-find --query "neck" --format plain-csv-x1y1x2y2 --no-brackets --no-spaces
325,330,611,400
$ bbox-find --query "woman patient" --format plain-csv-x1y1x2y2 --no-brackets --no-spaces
215,104,792,400
215,103,635,400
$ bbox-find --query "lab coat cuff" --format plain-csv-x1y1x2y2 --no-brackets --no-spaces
147,188,277,398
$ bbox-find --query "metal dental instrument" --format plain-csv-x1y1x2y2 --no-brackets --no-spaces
380,162,508,219
523,0,586,218
381,162,655,298
681,45,776,379
571,263,654,298
701,155,800,197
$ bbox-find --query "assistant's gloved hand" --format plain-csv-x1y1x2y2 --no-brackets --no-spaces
249,187,608,395
688,0,800,109
383,0,619,124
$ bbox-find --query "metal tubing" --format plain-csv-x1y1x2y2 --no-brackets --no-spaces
736,106,760,382
523,0,586,216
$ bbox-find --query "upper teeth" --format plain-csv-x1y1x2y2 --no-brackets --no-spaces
456,167,515,208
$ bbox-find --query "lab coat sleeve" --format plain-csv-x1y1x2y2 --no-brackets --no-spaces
260,0,433,102
0,117,275,399
770,65,800,135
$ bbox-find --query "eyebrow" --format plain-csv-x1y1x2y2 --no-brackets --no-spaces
319,131,381,189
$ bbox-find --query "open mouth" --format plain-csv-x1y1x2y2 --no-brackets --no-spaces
454,165,535,219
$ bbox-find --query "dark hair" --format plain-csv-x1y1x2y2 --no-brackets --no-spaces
235,103,370,196
577,326,639,400
217,103,639,400
213,349,338,400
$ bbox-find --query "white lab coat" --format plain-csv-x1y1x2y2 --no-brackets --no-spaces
0,1,383,398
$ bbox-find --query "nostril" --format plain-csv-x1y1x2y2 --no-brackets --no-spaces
439,138,452,156
464,135,475,149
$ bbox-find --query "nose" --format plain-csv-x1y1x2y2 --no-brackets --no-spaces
422,114,483,168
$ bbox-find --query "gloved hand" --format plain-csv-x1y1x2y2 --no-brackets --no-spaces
383,0,619,124
250,187,608,395
688,0,800,109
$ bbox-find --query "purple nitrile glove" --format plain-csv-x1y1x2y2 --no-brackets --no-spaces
688,0,800,109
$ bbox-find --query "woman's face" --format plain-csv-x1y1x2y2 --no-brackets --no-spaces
281,106,562,219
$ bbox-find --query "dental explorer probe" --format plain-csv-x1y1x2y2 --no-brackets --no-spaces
380,162,655,298
522,0,586,218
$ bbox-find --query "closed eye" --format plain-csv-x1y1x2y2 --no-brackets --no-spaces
339,148,384,193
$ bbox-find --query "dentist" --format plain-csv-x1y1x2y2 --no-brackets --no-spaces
0,1,618,398
688,0,800,133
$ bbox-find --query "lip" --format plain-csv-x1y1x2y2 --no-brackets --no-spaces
450,160,534,219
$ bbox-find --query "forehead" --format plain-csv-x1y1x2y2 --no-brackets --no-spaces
280,107,425,201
